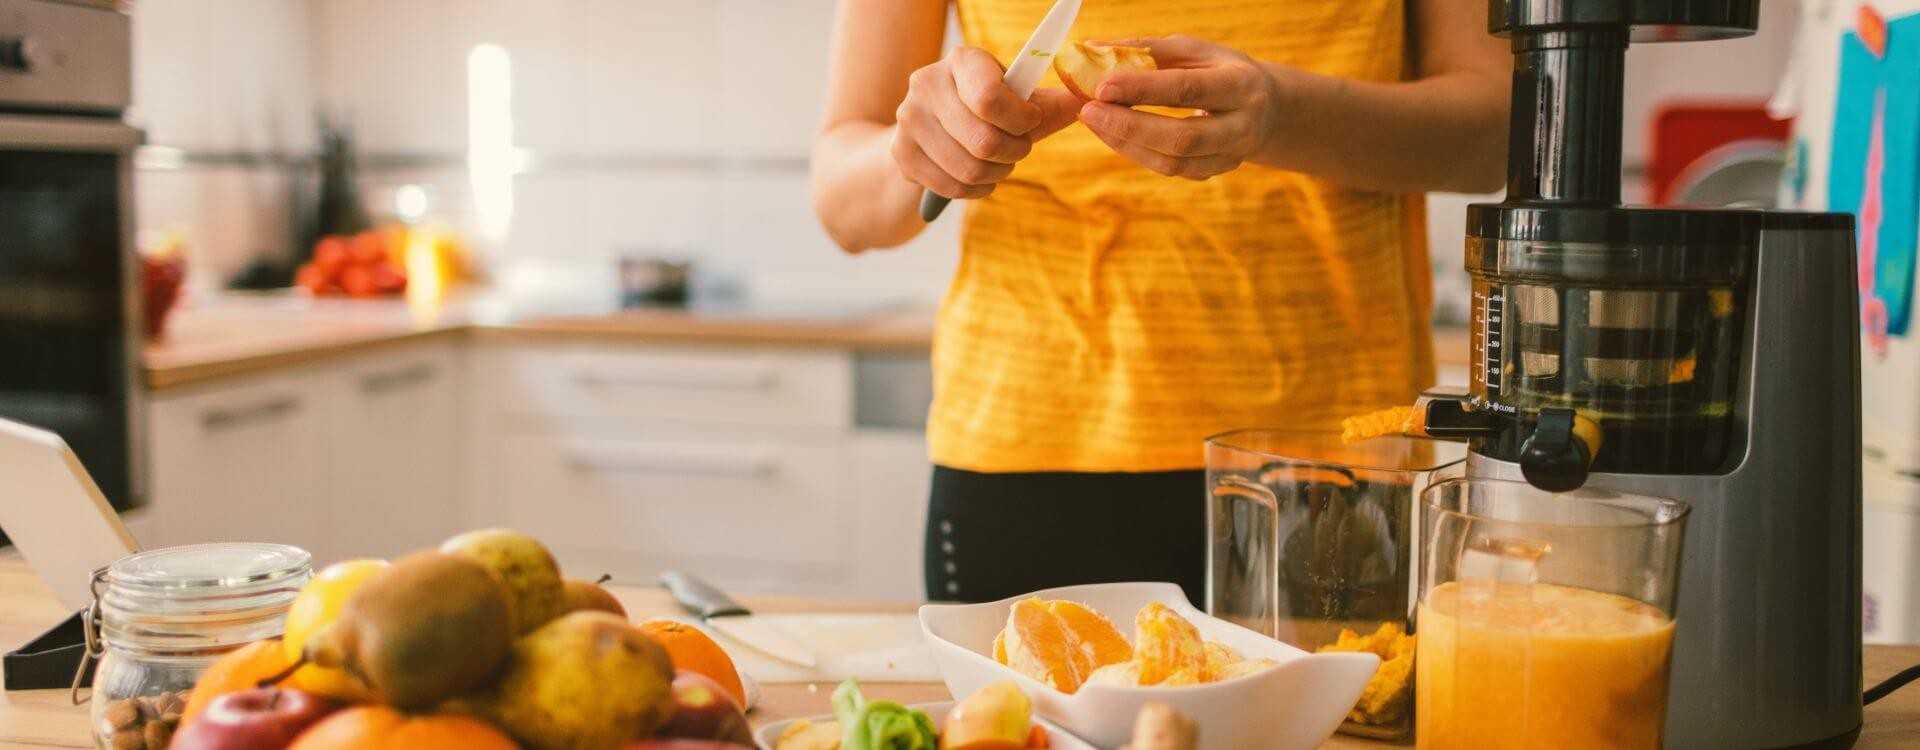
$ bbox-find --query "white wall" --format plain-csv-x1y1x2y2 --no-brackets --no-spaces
305,0,957,308
130,0,318,287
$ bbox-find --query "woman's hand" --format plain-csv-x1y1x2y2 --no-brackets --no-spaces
1077,36,1284,180
892,47,1082,201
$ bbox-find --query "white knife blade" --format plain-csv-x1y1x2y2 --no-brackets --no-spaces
918,0,1083,222
660,570,819,668
706,616,819,670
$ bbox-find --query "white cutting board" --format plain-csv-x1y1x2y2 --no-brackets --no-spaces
667,613,940,683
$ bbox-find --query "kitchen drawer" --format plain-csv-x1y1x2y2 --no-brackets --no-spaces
484,344,852,430
495,433,851,590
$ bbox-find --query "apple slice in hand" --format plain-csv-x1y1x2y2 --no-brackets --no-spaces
1054,41,1157,101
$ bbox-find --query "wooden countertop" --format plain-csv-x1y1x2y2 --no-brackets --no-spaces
0,556,1915,749
142,293,939,392
143,292,1476,393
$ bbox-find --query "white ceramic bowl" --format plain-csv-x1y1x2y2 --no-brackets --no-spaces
754,701,1097,750
918,582,1379,750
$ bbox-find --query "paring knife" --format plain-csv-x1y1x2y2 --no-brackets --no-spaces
660,570,819,668
917,0,1083,222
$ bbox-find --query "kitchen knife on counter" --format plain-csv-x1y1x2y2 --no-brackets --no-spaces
660,571,818,668
917,0,1083,222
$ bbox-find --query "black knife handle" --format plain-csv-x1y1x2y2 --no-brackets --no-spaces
919,190,952,222
659,571,750,619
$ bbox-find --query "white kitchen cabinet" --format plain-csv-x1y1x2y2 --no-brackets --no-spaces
494,431,853,596
323,344,464,561
849,430,932,601
146,343,464,565
147,369,334,558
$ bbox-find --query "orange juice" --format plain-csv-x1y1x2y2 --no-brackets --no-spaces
1415,581,1675,749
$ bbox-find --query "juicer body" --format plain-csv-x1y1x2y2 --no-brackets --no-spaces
1464,219,1862,748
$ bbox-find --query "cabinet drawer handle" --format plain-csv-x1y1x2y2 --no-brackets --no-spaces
201,396,299,432
360,363,437,395
568,455,778,480
573,369,779,392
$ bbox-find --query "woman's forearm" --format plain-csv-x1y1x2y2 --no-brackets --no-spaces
812,121,926,253
1252,64,1509,194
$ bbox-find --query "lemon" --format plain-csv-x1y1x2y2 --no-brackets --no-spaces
282,558,389,701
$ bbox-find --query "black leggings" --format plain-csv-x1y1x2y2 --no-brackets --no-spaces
923,465,1207,605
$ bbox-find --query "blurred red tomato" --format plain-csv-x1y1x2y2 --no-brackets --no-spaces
313,236,350,275
339,265,377,297
294,263,328,294
348,232,388,266
369,263,407,294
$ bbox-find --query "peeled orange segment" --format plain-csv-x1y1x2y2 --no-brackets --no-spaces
993,630,1009,665
1214,658,1280,681
1054,41,1157,100
1083,661,1140,688
1341,405,1425,443
1133,603,1207,686
1202,641,1242,681
1048,600,1133,671
1001,598,1086,693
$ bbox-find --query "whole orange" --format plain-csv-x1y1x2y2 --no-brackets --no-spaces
285,705,518,750
181,639,298,726
636,620,745,708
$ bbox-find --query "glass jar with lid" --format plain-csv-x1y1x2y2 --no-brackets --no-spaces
84,543,310,750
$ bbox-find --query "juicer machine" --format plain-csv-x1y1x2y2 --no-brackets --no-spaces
1419,1,1864,746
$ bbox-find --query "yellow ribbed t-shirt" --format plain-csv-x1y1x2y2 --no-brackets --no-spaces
932,0,1434,473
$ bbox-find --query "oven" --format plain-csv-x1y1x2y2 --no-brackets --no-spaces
0,0,141,527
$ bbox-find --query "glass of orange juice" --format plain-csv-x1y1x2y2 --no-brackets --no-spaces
1415,477,1689,750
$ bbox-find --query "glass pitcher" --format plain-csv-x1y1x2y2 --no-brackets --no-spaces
1204,429,1465,738
1416,477,1689,750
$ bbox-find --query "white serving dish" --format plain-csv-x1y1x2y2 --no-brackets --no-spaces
754,701,1097,750
918,582,1379,750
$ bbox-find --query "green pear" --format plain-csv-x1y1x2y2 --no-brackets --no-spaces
441,528,565,633
560,575,626,618
469,611,676,750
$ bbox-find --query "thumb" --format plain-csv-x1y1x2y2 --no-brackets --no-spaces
1027,88,1084,140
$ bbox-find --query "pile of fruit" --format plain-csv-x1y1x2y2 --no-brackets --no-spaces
774,680,1048,750
293,232,408,298
993,599,1276,693
165,529,753,750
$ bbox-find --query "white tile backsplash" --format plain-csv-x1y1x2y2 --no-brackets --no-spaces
131,0,317,152
127,0,1801,307
715,0,836,158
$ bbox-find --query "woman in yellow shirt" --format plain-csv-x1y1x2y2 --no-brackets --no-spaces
813,1,1508,603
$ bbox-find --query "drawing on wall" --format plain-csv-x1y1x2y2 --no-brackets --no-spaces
1829,8,1920,358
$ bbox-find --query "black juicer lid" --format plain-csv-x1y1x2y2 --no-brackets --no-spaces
1492,0,1758,42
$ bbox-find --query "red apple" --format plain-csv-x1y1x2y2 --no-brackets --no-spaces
170,687,338,750
655,672,752,745
621,741,754,750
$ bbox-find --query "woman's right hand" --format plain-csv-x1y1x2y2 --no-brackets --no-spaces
892,47,1082,202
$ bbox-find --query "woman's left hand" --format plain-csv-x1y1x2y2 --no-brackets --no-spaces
1077,35,1283,180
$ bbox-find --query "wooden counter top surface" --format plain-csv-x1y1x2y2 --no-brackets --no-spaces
0,555,1914,749
143,293,1475,393
141,294,940,392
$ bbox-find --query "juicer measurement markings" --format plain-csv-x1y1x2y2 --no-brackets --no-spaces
1473,288,1504,400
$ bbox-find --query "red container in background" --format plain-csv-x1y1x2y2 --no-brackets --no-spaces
1648,103,1793,206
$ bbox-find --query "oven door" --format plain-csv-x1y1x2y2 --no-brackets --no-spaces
0,114,143,518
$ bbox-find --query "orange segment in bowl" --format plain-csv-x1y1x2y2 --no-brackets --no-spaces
1048,600,1132,671
1133,603,1206,686
1002,598,1086,692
